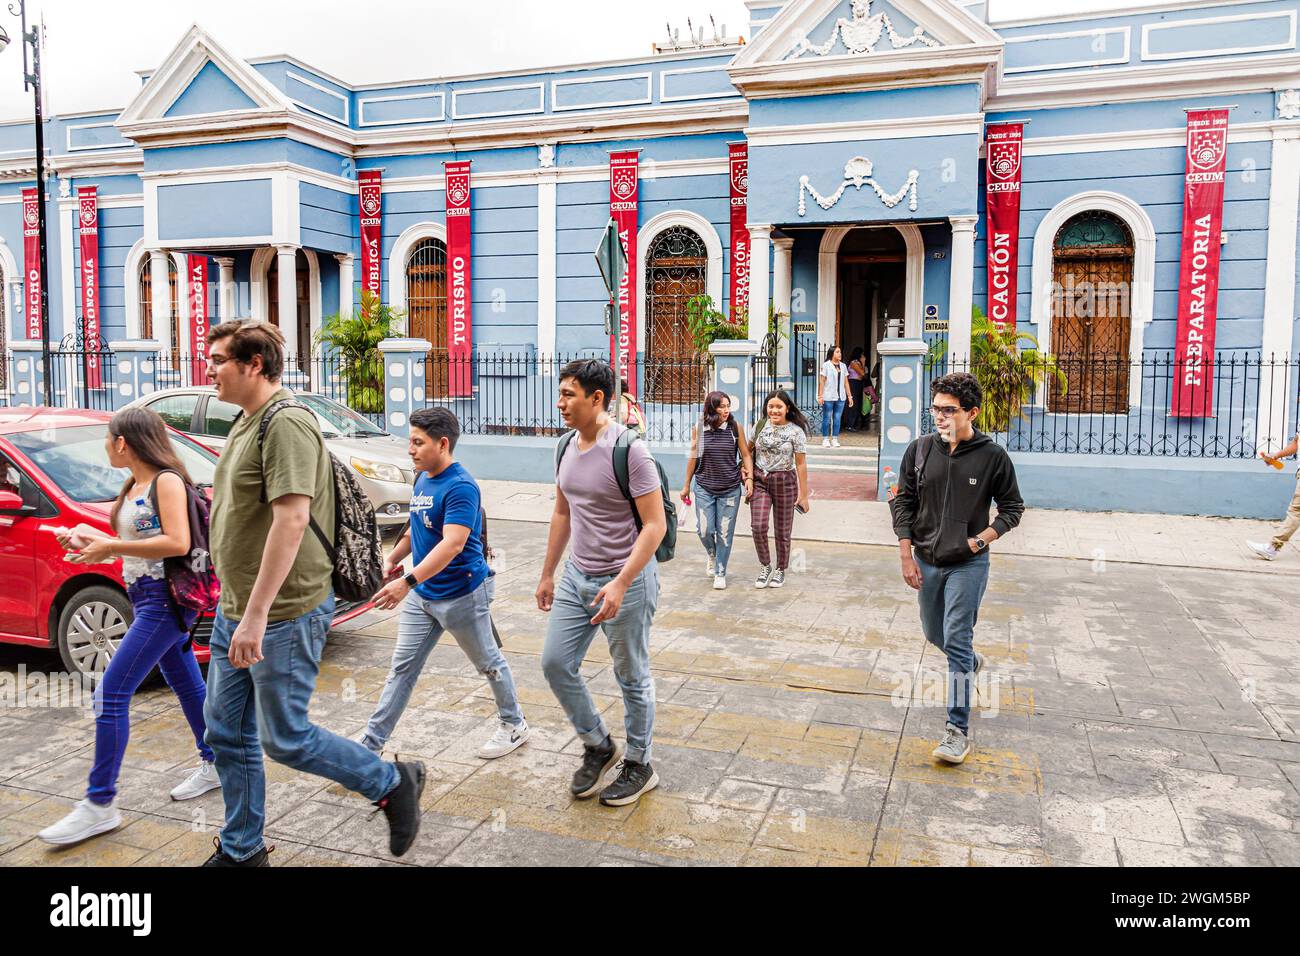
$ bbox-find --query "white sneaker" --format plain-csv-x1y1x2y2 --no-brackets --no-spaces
713,575,727,590
170,761,222,801
832,438,841,448
37,799,122,846
478,719,531,759
1247,541,1278,561
755,566,772,589
706,556,715,576
768,568,786,588
822,438,831,447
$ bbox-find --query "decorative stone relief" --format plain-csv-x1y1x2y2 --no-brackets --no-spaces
790,0,940,58
1278,89,1300,120
58,178,71,199
538,144,556,168
798,156,919,216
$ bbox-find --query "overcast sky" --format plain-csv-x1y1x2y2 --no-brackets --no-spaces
0,0,1159,121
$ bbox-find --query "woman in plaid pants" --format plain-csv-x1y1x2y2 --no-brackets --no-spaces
747,390,811,589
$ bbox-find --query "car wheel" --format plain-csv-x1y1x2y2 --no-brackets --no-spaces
56,585,133,685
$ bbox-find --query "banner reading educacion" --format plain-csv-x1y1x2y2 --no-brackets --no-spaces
358,170,383,307
729,143,749,325
1171,108,1230,418
22,187,40,340
444,160,473,398
984,123,1023,328
609,150,639,386
188,255,209,386
77,187,103,388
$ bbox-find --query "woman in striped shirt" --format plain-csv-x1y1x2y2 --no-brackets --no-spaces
681,392,754,590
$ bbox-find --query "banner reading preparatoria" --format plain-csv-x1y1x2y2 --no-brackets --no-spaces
444,160,473,398
1171,108,1230,418
609,151,639,386
358,170,383,306
77,187,103,388
188,255,209,386
984,123,1023,328
22,187,40,340
729,143,749,325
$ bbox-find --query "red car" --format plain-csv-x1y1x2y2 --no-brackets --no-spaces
0,407,372,683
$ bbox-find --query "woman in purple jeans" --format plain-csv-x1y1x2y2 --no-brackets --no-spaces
38,408,219,846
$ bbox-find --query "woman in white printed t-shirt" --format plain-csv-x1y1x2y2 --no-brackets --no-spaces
818,345,853,448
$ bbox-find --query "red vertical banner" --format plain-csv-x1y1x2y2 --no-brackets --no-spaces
444,160,473,398
984,123,1023,328
729,142,749,325
609,150,639,387
21,187,41,340
1171,108,1230,418
187,255,209,386
76,187,103,388
358,169,383,309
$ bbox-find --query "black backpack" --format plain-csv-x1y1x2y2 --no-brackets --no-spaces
555,427,676,563
257,399,385,603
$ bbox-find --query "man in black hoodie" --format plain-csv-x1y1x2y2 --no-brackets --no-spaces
889,372,1024,764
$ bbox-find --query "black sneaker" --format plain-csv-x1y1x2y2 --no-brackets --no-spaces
571,735,621,799
599,758,660,807
375,759,425,857
201,836,271,867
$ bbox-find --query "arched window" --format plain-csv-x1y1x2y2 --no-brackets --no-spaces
267,249,311,366
405,238,448,397
0,264,6,392
138,256,180,358
1050,211,1135,414
644,225,708,403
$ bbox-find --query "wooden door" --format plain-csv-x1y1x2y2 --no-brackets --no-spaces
406,239,449,398
645,226,707,404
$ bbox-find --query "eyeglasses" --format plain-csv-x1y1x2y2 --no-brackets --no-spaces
930,404,965,419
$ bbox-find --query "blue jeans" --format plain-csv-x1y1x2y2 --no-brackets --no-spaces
204,594,399,862
541,560,659,764
693,481,743,577
87,576,206,805
362,576,523,751
821,399,846,437
914,551,990,732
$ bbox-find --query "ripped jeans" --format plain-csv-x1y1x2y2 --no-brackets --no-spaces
693,480,744,577
361,575,523,751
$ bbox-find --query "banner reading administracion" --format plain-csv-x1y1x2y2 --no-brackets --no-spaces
984,123,1023,328
188,255,209,386
729,142,749,325
22,187,40,340
1171,108,1230,417
609,150,639,386
444,160,473,398
77,187,103,387
358,170,383,307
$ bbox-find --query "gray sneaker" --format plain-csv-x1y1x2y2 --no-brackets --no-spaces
755,566,772,589
932,723,971,764
768,568,786,588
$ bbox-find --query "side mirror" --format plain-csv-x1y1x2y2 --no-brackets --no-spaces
0,490,29,514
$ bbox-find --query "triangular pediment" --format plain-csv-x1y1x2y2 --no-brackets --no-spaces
118,25,293,126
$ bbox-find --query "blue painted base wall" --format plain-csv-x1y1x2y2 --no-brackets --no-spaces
454,435,692,489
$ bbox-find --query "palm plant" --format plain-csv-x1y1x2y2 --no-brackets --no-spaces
685,294,789,355
314,291,407,413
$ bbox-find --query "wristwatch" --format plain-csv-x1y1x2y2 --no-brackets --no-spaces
973,537,988,552
403,572,419,588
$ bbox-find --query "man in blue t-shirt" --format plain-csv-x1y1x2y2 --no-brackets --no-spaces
361,407,529,759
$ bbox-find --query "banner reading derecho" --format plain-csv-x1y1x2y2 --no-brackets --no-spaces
444,161,473,398
358,170,383,307
729,143,749,325
609,150,639,386
22,187,40,340
1171,108,1229,417
188,255,209,386
984,123,1023,328
77,187,103,388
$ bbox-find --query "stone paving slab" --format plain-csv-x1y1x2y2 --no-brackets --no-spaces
2,518,1298,867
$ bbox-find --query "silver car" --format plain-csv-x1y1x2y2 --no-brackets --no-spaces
128,386,414,528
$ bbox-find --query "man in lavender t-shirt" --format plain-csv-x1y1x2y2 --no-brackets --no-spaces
536,359,667,807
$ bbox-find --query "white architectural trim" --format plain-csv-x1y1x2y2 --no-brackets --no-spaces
1002,27,1131,74
1016,120,1274,157
0,237,19,343
65,121,130,153
746,112,983,147
357,91,446,127
124,239,148,340
1140,10,1297,62
947,215,978,366
379,157,730,194
659,65,739,102
636,209,725,356
537,175,558,359
817,223,926,344
551,72,652,112
1029,190,1157,407
250,246,322,351
450,82,545,120
1258,128,1300,452
285,70,350,124
994,0,1273,30
61,205,76,340
388,221,449,322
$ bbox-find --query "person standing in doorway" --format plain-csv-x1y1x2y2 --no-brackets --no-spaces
845,347,867,432
201,320,423,866
362,407,530,759
680,391,754,590
890,372,1024,766
1248,429,1300,560
818,345,853,447
749,390,810,590
537,359,666,807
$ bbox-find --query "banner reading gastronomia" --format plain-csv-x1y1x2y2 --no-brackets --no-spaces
984,123,1023,328
609,150,639,386
729,142,749,325
188,255,209,386
1171,108,1230,418
22,187,41,340
444,160,473,398
77,187,103,387
358,169,383,307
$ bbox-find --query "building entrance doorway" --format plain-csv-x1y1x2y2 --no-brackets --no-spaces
835,227,904,440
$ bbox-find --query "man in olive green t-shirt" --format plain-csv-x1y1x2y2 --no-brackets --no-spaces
199,321,424,867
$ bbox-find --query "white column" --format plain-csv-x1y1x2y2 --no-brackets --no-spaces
335,253,354,320
213,256,235,323
275,244,299,359
61,203,76,342
772,235,794,377
149,249,172,355
947,215,978,367
537,174,558,361
1259,128,1300,453
747,224,772,342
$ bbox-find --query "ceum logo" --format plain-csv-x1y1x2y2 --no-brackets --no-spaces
361,191,380,216
1188,127,1227,171
731,160,748,195
448,180,469,206
79,200,96,228
612,168,636,200
987,141,1020,182
23,201,38,228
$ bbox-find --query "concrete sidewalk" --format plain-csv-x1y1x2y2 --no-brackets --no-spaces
480,480,1300,577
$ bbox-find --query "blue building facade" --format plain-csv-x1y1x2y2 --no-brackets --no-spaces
3,0,1299,515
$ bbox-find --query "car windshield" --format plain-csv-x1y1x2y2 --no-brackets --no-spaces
8,425,217,503
296,394,387,438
